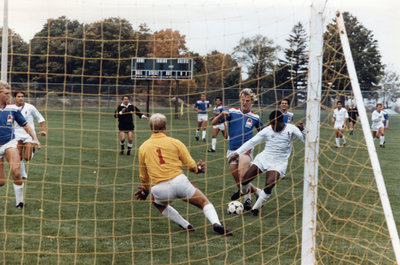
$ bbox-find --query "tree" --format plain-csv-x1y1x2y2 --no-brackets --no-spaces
233,35,280,88
146,29,188,58
203,50,239,88
379,70,400,108
323,12,384,95
275,22,308,106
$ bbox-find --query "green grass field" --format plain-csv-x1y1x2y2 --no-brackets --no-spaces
0,106,398,264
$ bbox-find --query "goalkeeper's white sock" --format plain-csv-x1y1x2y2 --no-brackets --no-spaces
211,138,217,150
195,130,200,137
203,204,221,225
252,190,271,210
13,183,24,206
202,130,206,140
20,161,27,179
380,136,385,145
162,206,190,229
335,138,340,147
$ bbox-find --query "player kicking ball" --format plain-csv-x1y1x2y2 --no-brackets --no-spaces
136,113,232,236
13,91,46,179
228,110,305,216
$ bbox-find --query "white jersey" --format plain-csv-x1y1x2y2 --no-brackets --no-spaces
371,110,384,129
235,124,305,161
333,108,349,125
13,103,45,140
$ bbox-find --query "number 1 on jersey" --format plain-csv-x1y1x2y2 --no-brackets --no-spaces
156,148,165,164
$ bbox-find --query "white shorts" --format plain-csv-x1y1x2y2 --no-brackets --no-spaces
151,174,197,206
15,135,34,144
0,139,18,159
371,124,383,132
213,122,226,131
197,114,208,122
226,149,253,165
334,123,345,130
252,153,287,178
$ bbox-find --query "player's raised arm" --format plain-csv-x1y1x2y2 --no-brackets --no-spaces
212,111,229,125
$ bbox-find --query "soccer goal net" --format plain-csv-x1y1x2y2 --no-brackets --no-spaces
0,1,398,264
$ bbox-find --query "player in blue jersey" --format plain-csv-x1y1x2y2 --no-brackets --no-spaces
279,98,294,124
0,81,41,209
194,93,210,141
212,88,263,210
208,97,227,152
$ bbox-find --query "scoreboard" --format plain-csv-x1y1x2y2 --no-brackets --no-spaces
131,58,193,80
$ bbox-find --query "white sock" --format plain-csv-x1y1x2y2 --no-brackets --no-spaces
252,190,271,210
202,130,206,140
350,128,353,131
203,204,221,225
21,161,27,179
380,136,385,145
244,193,251,202
195,130,199,137
162,206,190,228
120,141,124,146
255,188,262,198
240,183,251,194
335,138,340,147
127,143,133,148
211,138,217,150
13,183,24,205
342,135,346,144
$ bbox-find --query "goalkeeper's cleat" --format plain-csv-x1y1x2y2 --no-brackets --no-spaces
231,190,241,200
251,209,259,216
120,150,124,155
195,136,199,141
180,224,195,232
207,148,216,152
213,223,233,236
16,202,24,209
243,198,252,211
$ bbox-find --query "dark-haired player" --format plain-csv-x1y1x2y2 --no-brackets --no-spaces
114,95,148,155
347,101,358,135
194,93,210,141
279,98,294,124
208,97,227,152
228,110,305,216
332,101,348,148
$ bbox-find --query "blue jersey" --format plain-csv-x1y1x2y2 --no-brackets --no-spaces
383,110,389,126
194,100,210,114
227,108,263,151
213,105,225,123
0,105,27,145
282,111,294,124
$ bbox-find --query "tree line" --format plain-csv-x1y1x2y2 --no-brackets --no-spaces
0,12,387,104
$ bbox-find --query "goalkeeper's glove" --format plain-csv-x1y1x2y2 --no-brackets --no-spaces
196,160,206,174
135,186,149,200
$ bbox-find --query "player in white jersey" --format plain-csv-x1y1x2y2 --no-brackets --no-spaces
228,110,305,216
332,101,348,148
13,91,47,179
371,103,385,148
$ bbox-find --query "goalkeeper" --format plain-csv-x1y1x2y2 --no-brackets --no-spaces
228,110,305,216
136,113,232,236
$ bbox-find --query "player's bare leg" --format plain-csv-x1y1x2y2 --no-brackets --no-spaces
20,142,34,179
195,121,202,141
5,148,24,208
127,131,133,155
251,170,280,216
378,127,385,148
152,202,194,231
119,131,126,155
349,121,355,135
201,121,207,141
208,128,219,152
0,158,6,187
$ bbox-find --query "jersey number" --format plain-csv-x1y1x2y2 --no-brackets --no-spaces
156,148,165,165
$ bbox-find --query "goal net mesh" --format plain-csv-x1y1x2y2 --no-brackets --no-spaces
0,2,397,264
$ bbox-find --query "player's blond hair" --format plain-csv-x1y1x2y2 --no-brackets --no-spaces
239,88,257,102
149,113,167,132
0,81,11,93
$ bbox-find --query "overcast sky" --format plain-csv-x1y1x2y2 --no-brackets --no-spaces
4,0,400,74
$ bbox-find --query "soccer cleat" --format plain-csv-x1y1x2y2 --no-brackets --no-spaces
22,176,27,180
207,148,215,152
126,150,131,156
180,224,195,232
195,136,199,141
243,198,252,211
213,223,233,236
251,209,259,216
202,138,206,142
120,150,124,155
16,202,24,209
231,190,241,200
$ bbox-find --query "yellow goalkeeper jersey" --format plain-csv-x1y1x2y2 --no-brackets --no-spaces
139,133,198,191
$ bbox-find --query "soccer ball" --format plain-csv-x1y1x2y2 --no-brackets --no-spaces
227,201,244,215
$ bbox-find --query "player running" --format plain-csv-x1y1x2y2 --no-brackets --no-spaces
371,103,385,148
279,98,294,124
0,81,41,209
212,88,263,210
347,101,358,135
136,113,232,236
228,110,305,216
194,93,210,141
332,101,348,148
208,97,227,152
13,91,46,179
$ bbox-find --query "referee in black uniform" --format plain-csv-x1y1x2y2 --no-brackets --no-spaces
347,101,358,135
114,95,148,155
